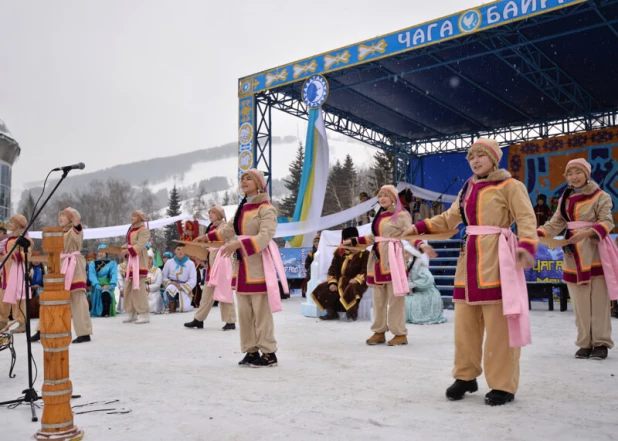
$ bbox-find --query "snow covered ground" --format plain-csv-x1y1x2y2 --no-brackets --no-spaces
3,297,617,441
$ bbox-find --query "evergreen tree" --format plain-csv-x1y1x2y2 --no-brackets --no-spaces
279,142,304,218
17,191,41,231
371,150,396,192
340,154,358,209
322,160,344,217
164,185,181,248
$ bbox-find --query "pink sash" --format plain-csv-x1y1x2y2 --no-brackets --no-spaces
567,221,618,300
209,248,234,304
262,241,288,313
374,237,408,296
4,261,29,304
466,226,531,347
126,254,141,290
60,251,81,291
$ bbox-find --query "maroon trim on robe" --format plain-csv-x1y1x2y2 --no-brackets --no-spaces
592,223,609,240
518,240,536,257
70,281,88,292
369,211,395,285
562,265,603,284
127,246,137,257
233,199,272,294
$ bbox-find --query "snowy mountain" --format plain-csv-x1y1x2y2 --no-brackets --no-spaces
16,132,378,214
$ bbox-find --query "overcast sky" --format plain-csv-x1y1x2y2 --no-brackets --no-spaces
0,0,479,191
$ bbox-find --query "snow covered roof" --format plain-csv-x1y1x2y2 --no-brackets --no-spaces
0,118,21,165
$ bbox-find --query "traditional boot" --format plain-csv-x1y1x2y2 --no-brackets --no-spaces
102,292,111,317
575,347,591,359
319,309,339,320
184,319,204,329
72,335,91,344
387,335,408,346
222,323,236,331
135,313,150,324
485,390,515,406
168,300,177,313
590,346,608,360
30,331,41,343
238,351,260,367
366,332,386,345
446,379,478,401
346,312,358,322
123,312,137,323
250,352,278,368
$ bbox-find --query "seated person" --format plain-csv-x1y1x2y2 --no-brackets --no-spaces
403,241,446,325
146,250,164,314
162,244,196,312
88,244,118,317
311,227,369,321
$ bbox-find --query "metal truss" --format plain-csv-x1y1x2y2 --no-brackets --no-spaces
254,97,273,194
409,110,618,155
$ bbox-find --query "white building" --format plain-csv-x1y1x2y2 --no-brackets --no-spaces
0,119,21,220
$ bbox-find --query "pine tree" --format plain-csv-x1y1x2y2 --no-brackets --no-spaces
322,160,344,216
279,142,304,218
371,150,395,192
340,154,358,209
17,191,40,230
164,185,181,248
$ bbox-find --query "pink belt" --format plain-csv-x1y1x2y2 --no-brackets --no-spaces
567,221,618,300
126,254,141,290
466,226,531,347
60,251,81,291
374,237,408,296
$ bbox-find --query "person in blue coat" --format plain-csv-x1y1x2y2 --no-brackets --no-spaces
88,244,118,317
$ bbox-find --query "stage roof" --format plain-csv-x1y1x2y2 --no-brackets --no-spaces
238,0,618,156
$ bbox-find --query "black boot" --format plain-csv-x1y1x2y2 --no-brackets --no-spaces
184,319,204,329
238,351,260,367
319,309,339,320
222,323,236,331
485,390,515,406
72,335,91,344
446,379,478,401
590,346,608,360
102,292,111,317
250,352,278,368
30,331,41,343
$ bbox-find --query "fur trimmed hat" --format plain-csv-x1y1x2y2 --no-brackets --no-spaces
60,207,81,226
9,214,28,229
241,169,266,193
565,158,591,179
209,205,226,220
379,185,398,203
468,138,503,166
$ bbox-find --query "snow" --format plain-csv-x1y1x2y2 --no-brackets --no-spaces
3,298,617,441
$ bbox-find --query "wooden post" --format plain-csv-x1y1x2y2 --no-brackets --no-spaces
35,227,84,441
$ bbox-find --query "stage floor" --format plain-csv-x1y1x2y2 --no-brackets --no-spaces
2,296,615,441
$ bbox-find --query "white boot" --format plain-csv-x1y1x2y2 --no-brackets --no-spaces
135,313,150,324
123,312,137,323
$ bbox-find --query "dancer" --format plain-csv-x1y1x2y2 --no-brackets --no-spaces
403,241,446,325
185,205,237,330
538,158,616,360
344,185,424,346
0,215,33,334
406,138,537,406
205,169,286,368
122,210,151,324
311,227,368,322
88,244,118,317
57,208,93,343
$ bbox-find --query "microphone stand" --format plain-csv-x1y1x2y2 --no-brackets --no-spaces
0,168,72,422
435,177,459,205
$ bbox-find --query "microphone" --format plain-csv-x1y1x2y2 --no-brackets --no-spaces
52,163,85,172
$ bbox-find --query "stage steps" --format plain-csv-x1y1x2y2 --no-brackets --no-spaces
426,239,460,304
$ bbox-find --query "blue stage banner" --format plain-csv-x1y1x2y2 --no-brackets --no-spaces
238,0,585,96
279,247,311,279
525,244,564,283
